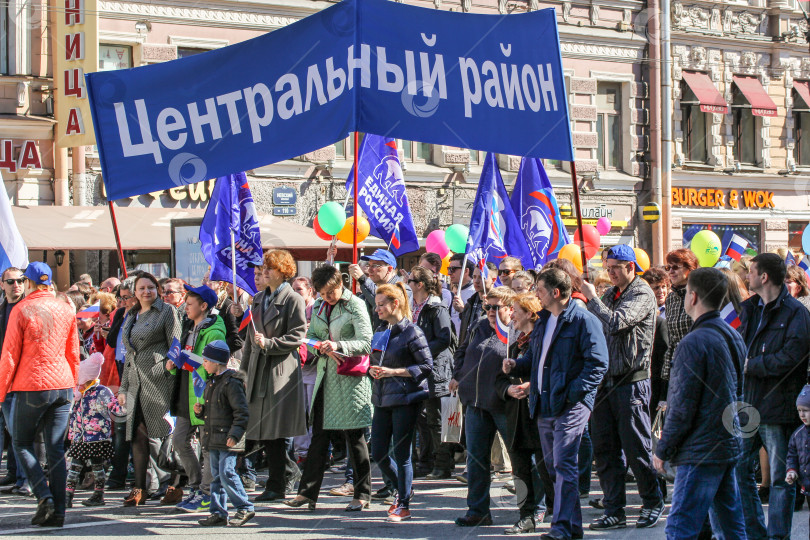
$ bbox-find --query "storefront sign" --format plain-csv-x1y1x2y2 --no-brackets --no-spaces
672,188,774,209
273,187,297,206
54,0,98,147
0,140,42,172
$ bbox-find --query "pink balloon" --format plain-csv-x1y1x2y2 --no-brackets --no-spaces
596,216,612,236
425,230,451,258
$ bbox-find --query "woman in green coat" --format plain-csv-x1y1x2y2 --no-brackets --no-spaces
284,265,373,512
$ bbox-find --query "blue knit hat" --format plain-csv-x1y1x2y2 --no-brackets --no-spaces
202,340,230,365
797,384,810,409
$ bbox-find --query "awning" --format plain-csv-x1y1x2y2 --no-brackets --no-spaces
681,71,728,114
732,75,777,117
794,80,810,109
11,205,335,251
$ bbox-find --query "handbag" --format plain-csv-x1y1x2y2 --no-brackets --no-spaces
440,394,463,443
335,354,370,376
651,408,677,482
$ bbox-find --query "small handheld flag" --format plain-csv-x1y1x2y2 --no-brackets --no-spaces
372,329,391,352
192,370,206,399
720,302,741,329
786,251,797,266
77,303,101,318
725,234,748,262
180,351,203,372
494,310,509,345
239,310,253,332
800,257,810,282
167,338,184,370
302,338,321,349
389,223,401,251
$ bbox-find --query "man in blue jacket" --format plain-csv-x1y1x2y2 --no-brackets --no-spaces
653,267,747,539
734,252,810,539
504,268,608,540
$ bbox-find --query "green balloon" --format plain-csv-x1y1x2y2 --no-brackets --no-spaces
317,202,347,236
445,224,469,254
690,230,722,267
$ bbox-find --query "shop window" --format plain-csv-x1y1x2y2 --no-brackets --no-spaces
789,221,808,255
99,44,133,71
731,86,758,166
596,82,622,171
682,223,761,256
680,82,709,163
177,47,209,59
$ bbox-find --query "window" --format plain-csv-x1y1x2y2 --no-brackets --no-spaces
177,47,208,59
334,133,364,160
99,44,133,71
680,82,708,163
596,83,621,170
682,223,761,255
398,140,431,163
789,221,808,255
468,149,482,164
732,85,756,166
794,88,810,166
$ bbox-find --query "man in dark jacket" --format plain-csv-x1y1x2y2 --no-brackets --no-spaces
734,252,810,539
582,245,664,529
449,286,514,527
653,268,747,539
0,267,25,492
457,262,497,348
506,268,608,540
348,249,412,331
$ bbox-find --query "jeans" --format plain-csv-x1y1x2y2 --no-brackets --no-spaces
173,416,211,494
592,380,662,514
371,403,420,506
537,402,590,539
1,396,24,484
209,450,253,517
464,406,509,517
11,389,73,516
667,463,747,540
735,423,795,540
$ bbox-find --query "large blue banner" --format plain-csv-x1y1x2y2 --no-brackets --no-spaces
86,0,573,200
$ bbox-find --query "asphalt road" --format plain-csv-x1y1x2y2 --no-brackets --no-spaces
1,468,808,538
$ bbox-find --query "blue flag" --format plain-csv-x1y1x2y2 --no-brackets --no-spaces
466,153,534,270
199,172,264,295
371,328,391,352
345,135,419,256
510,158,570,267
192,370,207,399
167,337,184,370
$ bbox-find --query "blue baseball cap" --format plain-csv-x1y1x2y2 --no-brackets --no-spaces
202,340,230,364
23,262,52,286
360,249,397,269
183,283,218,310
606,245,637,265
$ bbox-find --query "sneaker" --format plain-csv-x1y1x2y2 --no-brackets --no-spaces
181,492,211,513
636,501,665,528
425,469,452,480
229,509,255,527
504,516,535,535
329,482,355,497
388,504,411,522
176,489,197,509
83,491,105,507
371,487,393,500
383,491,398,505
14,484,32,497
453,472,468,484
590,512,627,530
198,514,228,527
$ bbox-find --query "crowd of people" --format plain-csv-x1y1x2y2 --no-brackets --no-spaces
1,244,810,538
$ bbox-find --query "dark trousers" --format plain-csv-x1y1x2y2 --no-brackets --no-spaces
578,424,592,494
11,389,72,516
261,438,298,494
537,402,590,538
464,406,509,517
509,446,554,518
592,379,662,515
108,420,130,485
371,403,419,505
297,389,370,502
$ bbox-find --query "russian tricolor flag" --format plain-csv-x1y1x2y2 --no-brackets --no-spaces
0,171,28,274
800,257,810,282
494,311,510,345
391,223,401,250
725,234,748,262
77,303,100,318
238,309,253,332
720,302,741,329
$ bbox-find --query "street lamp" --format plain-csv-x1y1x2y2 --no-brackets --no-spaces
54,250,65,266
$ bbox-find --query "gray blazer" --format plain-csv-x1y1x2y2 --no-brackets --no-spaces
120,298,181,440
240,284,307,441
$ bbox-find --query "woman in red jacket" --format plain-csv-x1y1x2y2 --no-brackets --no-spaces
0,262,80,528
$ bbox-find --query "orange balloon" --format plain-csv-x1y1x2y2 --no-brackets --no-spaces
336,216,370,244
557,243,584,273
440,253,452,276
634,247,650,272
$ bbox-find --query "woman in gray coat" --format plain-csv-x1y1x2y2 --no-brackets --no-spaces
117,272,181,506
240,249,307,501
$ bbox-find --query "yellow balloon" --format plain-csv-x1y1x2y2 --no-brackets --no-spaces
634,247,651,273
440,253,453,276
336,216,370,244
557,243,584,273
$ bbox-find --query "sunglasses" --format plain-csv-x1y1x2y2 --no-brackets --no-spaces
483,303,503,311
447,266,462,272
498,269,516,276
3,278,24,285
664,265,683,272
